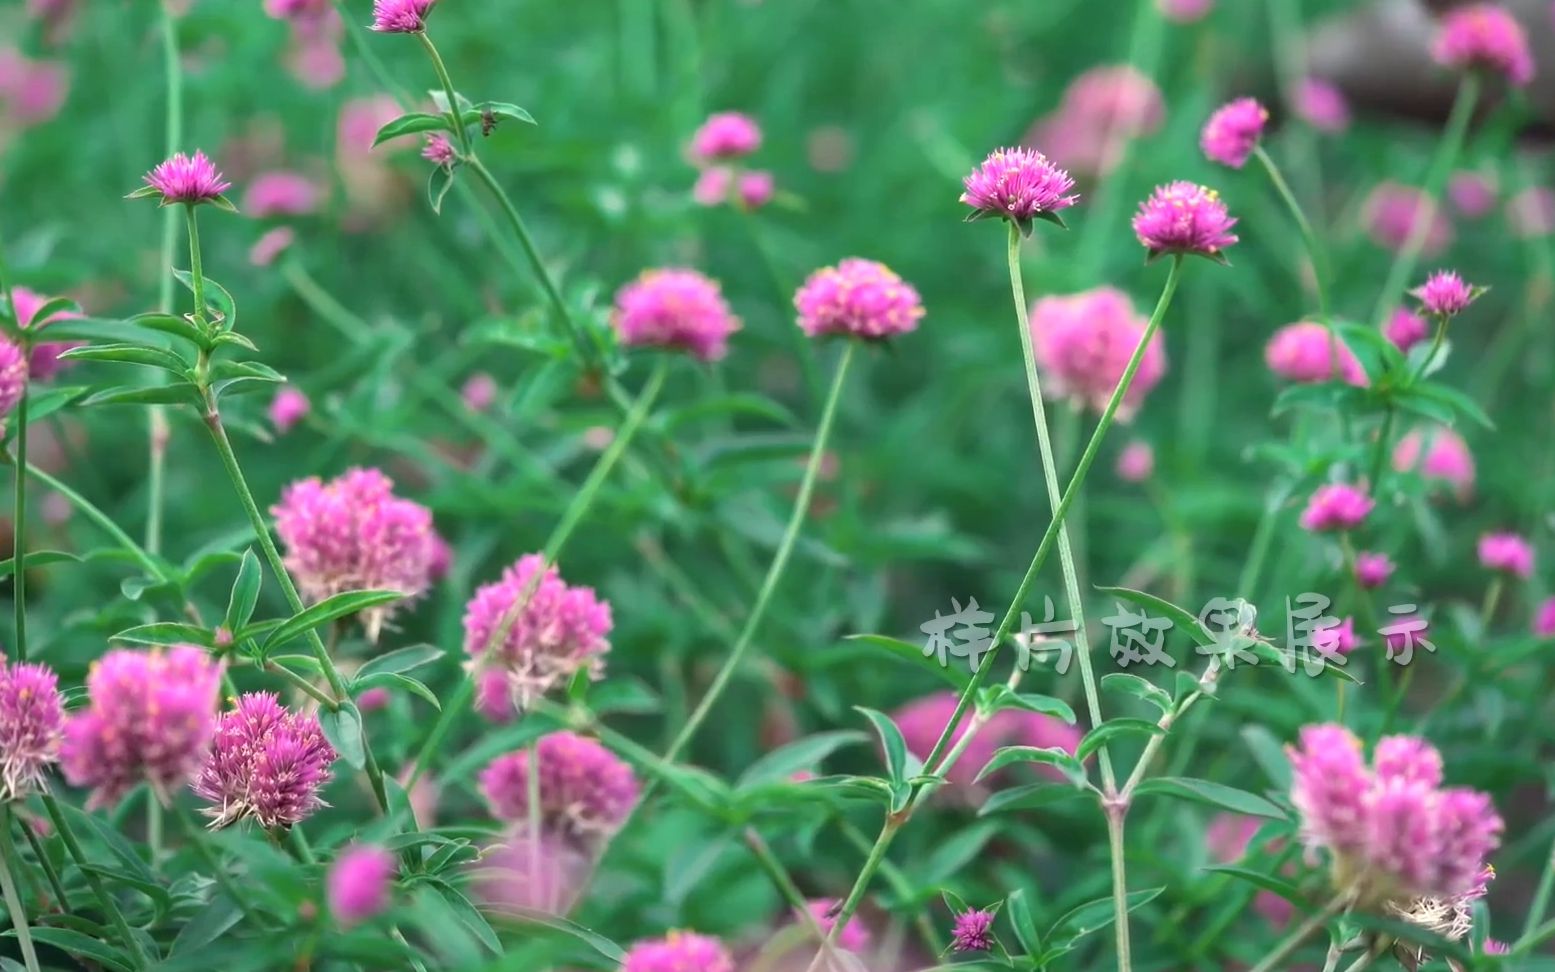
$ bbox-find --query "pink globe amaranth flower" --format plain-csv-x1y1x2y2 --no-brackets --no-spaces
1354,552,1396,589
268,386,310,434
1292,77,1351,133
328,844,395,926
690,112,761,162
242,171,322,218
1364,183,1452,256
192,692,335,828
1132,181,1238,262
1116,440,1154,482
369,0,433,32
794,258,925,340
271,468,438,638
60,646,221,808
9,286,83,382
959,146,1079,231
479,732,638,839
249,226,296,268
799,899,870,952
1449,171,1498,219
692,166,732,206
1534,596,1555,637
622,931,734,972
0,661,64,802
1433,4,1534,87
610,268,741,361
421,133,455,167
1483,938,1510,955
1030,287,1167,419
287,26,346,90
264,0,332,18
1411,270,1478,318
1289,725,1373,857
139,150,232,206
1265,322,1367,386
464,554,612,721
1385,307,1430,353
1393,426,1475,501
1508,186,1555,239
1028,66,1164,179
0,339,25,423
737,169,775,210
0,49,68,127
461,372,497,413
951,909,996,952
355,686,391,713
1478,532,1534,579
1299,483,1374,532
1200,97,1267,169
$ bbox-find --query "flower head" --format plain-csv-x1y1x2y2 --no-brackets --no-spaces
327,844,395,925
192,692,335,828
268,386,310,434
1292,77,1351,132
1534,596,1555,637
265,0,332,19
1509,186,1555,238
1132,181,1238,261
1029,287,1167,418
472,829,587,915
272,468,438,637
798,899,870,952
1116,441,1154,482
1385,308,1430,353
959,147,1078,232
1028,66,1164,178
1354,552,1395,589
610,269,740,361
737,170,774,210
1478,532,1534,579
1411,270,1478,318
1449,171,1498,218
10,286,83,382
138,151,231,206
1299,483,1374,532
794,258,925,340
60,646,221,808
1265,322,1367,386
691,166,732,207
479,732,637,840
1393,426,1475,501
690,112,761,162
1433,4,1534,87
1483,939,1510,954
0,338,27,423
1200,97,1267,168
621,931,734,972
0,661,64,802
242,170,322,218
1365,183,1452,256
249,226,296,267
369,0,433,32
461,372,497,413
421,133,455,167
951,909,996,952
464,554,612,721
894,692,1079,798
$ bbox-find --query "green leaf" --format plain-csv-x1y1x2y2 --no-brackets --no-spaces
0,549,82,578
19,295,82,325
82,384,199,407
980,686,1077,724
976,746,1087,788
59,803,155,886
496,909,625,962
129,311,208,347
224,549,262,632
209,359,285,384
978,781,1088,816
110,621,211,647
471,102,536,126
1076,718,1165,761
60,342,192,375
1410,382,1495,429
1094,585,1217,647
842,633,969,688
319,703,366,769
1100,672,1173,714
427,165,455,214
170,894,244,955
172,271,238,331
354,643,444,681
1005,888,1042,953
915,821,998,888
1240,724,1293,790
262,589,404,649
1047,887,1165,947
352,671,441,709
8,928,132,971
736,731,867,789
426,879,501,955
1203,866,1303,903
854,706,910,785
1132,776,1286,819
372,111,453,146
19,384,89,428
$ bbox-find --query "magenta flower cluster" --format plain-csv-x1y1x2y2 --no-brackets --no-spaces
1289,725,1502,904
1354,551,1396,589
610,268,741,362
0,338,26,424
793,258,925,340
1292,78,1351,133
621,931,734,972
1265,322,1366,386
141,150,230,205
1386,307,1430,352
687,111,774,211
1029,287,1168,419
369,0,433,33
1478,532,1534,579
689,112,761,162
1132,181,1239,260
463,554,612,721
959,146,1078,229
192,692,336,829
11,286,83,381
479,731,639,839
1299,483,1374,533
1411,270,1478,318
327,843,395,926
1200,97,1267,169
1432,3,1534,87
0,660,64,802
798,899,870,952
1393,426,1475,501
951,908,997,952
60,646,221,808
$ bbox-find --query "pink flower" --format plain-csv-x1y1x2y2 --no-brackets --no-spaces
622,931,734,972
951,909,996,952
893,693,1078,796
1534,596,1555,637
327,844,395,925
471,829,587,914
1028,66,1164,178
60,646,222,808
1299,483,1374,532
1478,532,1534,579
242,170,322,217
737,170,774,210
249,226,296,267
268,386,311,434
140,150,231,205
271,468,439,637
286,28,346,90
1508,186,1555,238
1411,270,1477,318
0,49,68,127
355,687,391,713
1364,183,1452,256
1205,813,1294,925
1433,4,1534,87
479,732,638,839
1116,441,1154,482
1200,97,1267,169
369,0,433,33
691,167,732,207
1265,322,1367,386
794,258,925,340
1483,939,1510,955
464,554,612,721
9,286,82,382
959,147,1079,228
1448,171,1497,218
0,339,25,422
1030,287,1167,418
690,112,761,162
0,661,64,802
611,268,741,361
798,899,870,952
1354,552,1395,589
461,372,497,413
264,0,331,18
192,692,335,828
1393,426,1475,501
1132,181,1239,261
421,133,455,167
1385,308,1430,353
1292,78,1351,133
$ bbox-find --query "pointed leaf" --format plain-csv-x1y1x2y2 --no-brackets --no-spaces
855,706,909,785
372,112,454,146
354,643,444,681
224,549,263,631
1132,776,1286,819
1101,673,1173,714
262,589,405,649
1076,718,1165,762
319,702,366,769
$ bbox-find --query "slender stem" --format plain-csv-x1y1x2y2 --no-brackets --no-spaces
12,391,27,660
407,680,472,789
17,815,67,911
744,828,826,944
176,804,268,928
1104,806,1131,971
265,660,338,709
417,32,471,157
0,808,40,972
185,206,206,327
1480,575,1504,631
835,820,939,953
1254,145,1330,326
1524,834,1555,940
146,795,162,866
1338,951,1380,972
1410,316,1448,385
147,2,183,557
525,738,541,899
1367,408,1395,491
801,819,898,972
1246,892,1351,972
22,463,167,581
656,343,855,774
40,794,148,968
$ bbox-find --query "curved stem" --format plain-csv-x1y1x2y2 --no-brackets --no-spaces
1246,892,1350,972
23,463,167,581
147,2,183,556
16,815,66,911
12,391,27,660
184,206,206,327
1410,316,1448,385
1254,145,1330,327
0,808,40,972
40,794,148,969
417,32,471,156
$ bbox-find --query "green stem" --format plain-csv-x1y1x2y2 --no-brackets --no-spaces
1410,315,1448,386
417,32,471,157
40,794,148,968
1367,407,1396,492
17,814,67,911
1523,834,1555,940
22,464,167,581
12,391,27,660
148,2,183,557
265,660,338,709
0,807,40,972
146,795,162,866
801,818,899,972
744,828,826,944
1246,892,1351,972
1254,145,1331,326
185,206,206,327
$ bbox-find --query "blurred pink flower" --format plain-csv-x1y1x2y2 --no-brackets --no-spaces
1364,183,1452,256
1028,66,1164,178
893,692,1079,797
1030,287,1167,418
794,258,925,340
1265,322,1366,385
622,931,734,972
1533,596,1555,637
328,844,395,925
612,268,741,360
737,170,775,209
1393,426,1475,501
0,49,68,126
1200,97,1267,169
690,112,761,162
1292,78,1351,133
1448,171,1497,219
1478,532,1534,579
268,386,311,434
1385,307,1430,352
1508,186,1555,238
0,661,64,802
10,286,83,382
480,732,639,839
1156,0,1212,22
1116,441,1154,482
1299,483,1374,532
461,372,497,413
249,226,296,267
472,829,587,914
1433,3,1534,86
0,339,24,422
243,170,323,217
692,166,732,206
797,899,870,952
1354,552,1395,589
